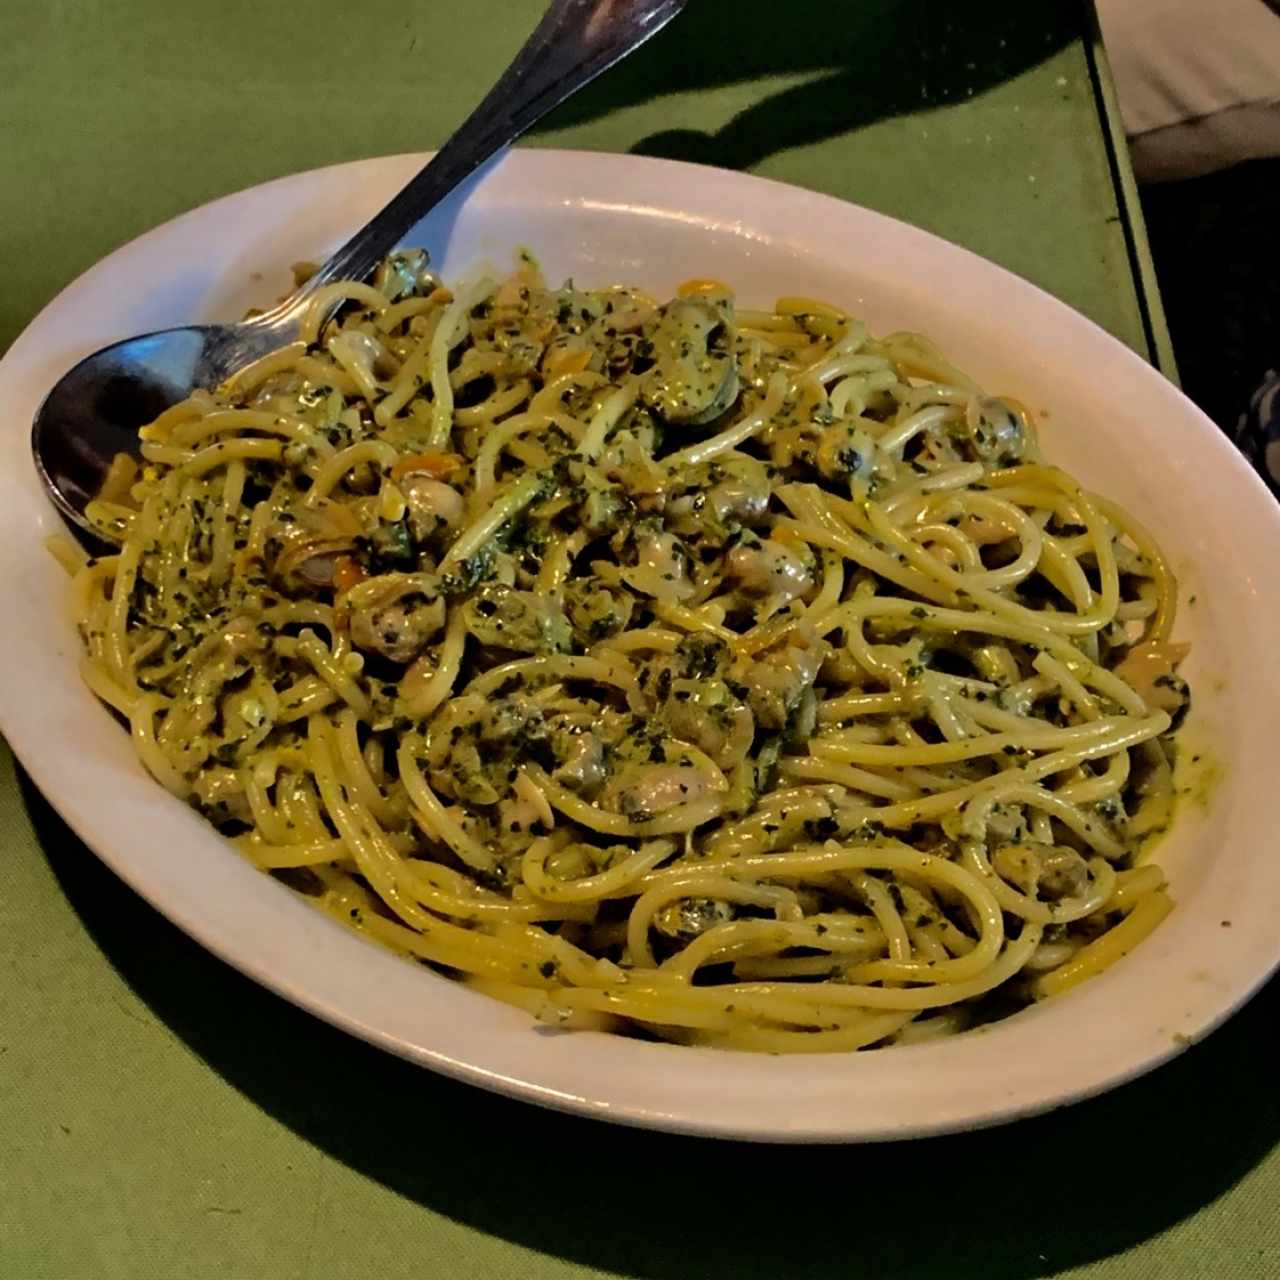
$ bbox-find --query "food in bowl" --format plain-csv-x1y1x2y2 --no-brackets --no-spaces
57,250,1190,1052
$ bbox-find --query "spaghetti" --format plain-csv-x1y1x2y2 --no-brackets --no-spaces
61,250,1192,1051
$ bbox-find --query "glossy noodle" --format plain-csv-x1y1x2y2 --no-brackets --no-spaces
59,250,1192,1051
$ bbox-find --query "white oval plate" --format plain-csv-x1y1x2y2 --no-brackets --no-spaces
2,150,1278,1143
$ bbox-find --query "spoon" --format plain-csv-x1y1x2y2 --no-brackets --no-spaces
33,0,686,542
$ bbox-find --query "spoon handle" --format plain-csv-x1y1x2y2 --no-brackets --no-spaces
266,0,685,325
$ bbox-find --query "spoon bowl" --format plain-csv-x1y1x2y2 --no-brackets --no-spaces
33,319,293,537
31,0,687,541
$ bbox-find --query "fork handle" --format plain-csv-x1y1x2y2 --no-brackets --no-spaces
264,0,685,326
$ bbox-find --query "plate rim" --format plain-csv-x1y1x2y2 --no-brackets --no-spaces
2,146,1278,1143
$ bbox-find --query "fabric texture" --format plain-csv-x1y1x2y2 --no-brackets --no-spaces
1097,0,1280,179
1,3,1276,1277
1236,369,1280,488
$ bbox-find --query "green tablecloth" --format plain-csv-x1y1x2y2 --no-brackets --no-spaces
1,3,1274,1276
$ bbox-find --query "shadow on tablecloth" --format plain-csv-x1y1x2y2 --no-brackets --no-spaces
533,0,1076,172
22,768,1279,1280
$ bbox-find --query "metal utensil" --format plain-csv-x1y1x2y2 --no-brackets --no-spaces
33,0,685,540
